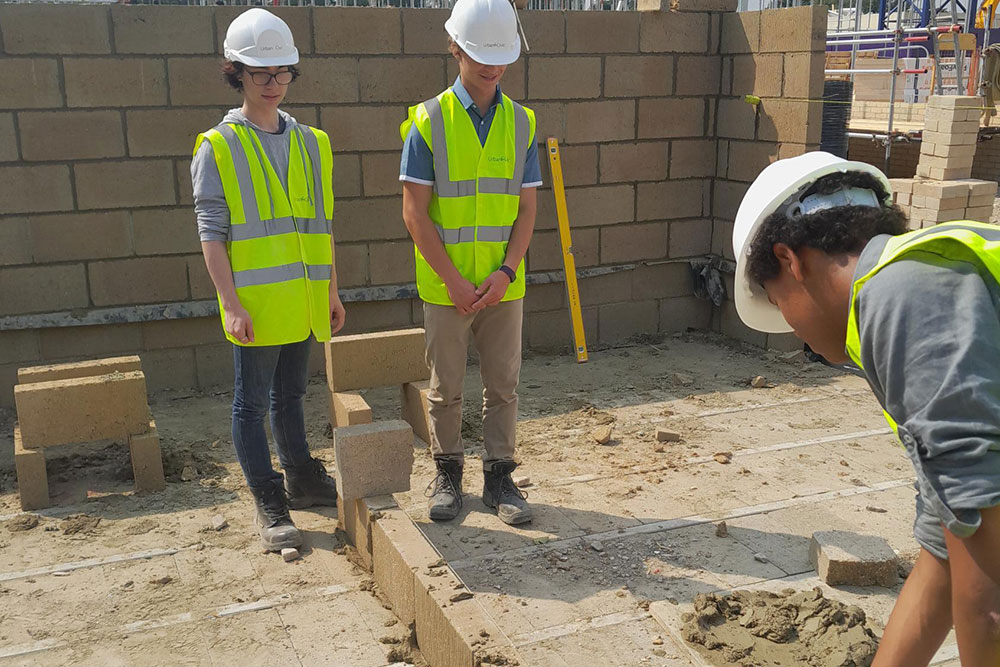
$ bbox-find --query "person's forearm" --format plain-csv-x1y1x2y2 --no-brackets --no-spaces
201,241,239,309
503,188,536,270
403,207,463,285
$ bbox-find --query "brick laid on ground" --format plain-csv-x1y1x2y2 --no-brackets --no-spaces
810,530,898,587
324,328,429,392
371,507,443,627
17,355,142,384
334,420,414,501
329,390,373,428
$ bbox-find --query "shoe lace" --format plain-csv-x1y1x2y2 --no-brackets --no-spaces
425,466,462,508
259,483,291,523
310,458,335,484
500,473,528,501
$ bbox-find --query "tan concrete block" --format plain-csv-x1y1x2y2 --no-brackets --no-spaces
543,143,598,188
325,328,428,391
912,206,966,222
675,55,721,96
337,494,393,571
560,184,635,227
639,11,709,53
566,100,635,144
670,139,716,178
968,194,996,208
567,11,639,53
400,381,431,445
15,370,150,449
758,99,821,145
402,9,451,54
922,130,978,146
111,6,214,54
670,218,713,258
888,177,916,194
603,55,673,98
956,178,999,198
19,110,124,161
129,420,166,493
599,142,668,183
330,391,373,428
333,152,362,199
524,281,566,313
64,58,168,108
0,113,17,162
75,160,176,210
641,0,737,10
370,241,415,286
726,140,779,182
520,10,566,54
528,101,566,144
965,205,994,222
17,355,142,385
176,159,195,206
321,105,407,152
125,108,222,158
636,179,706,221
372,507,443,627
214,6,313,56
526,227,599,271
0,59,62,109
598,299,658,343
659,295,711,332
0,217,31,266
139,347,197,393
928,166,972,181
784,52,824,100
630,261,691,301
38,323,141,363
760,6,825,53
141,317,221,351
721,11,759,54
194,343,232,390
333,420,414,500
166,57,244,107
414,565,514,667
913,180,969,199
932,118,980,135
528,57,601,99
132,208,202,256
29,211,133,262
296,58,366,105
333,196,407,243
713,179,749,221
187,255,216,300
600,222,667,264
927,95,979,109
811,530,898,587
338,299,415,336
920,154,975,171
0,264,88,316
732,53,782,98
0,165,74,215
0,4,110,54
333,242,368,288
638,98,705,139
14,426,48,511
315,7,400,54
361,151,404,197
89,257,189,306
717,97,756,140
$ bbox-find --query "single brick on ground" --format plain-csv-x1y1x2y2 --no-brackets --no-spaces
128,420,166,493
329,390,373,428
400,380,432,446
334,420,414,501
17,355,142,385
810,530,898,587
324,328,429,392
339,494,397,571
371,507,443,627
13,425,48,511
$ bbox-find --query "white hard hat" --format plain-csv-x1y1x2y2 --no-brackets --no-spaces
445,0,522,66
224,8,299,68
732,151,892,334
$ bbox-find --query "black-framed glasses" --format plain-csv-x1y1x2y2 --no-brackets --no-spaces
247,70,294,86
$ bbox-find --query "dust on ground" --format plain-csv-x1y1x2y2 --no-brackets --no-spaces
682,587,879,667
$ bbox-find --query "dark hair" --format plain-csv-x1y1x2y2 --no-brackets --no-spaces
746,171,908,285
221,60,301,92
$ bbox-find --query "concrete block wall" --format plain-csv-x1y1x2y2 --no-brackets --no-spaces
0,3,827,404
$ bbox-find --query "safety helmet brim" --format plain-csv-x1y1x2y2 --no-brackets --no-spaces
225,47,300,68
445,17,522,66
732,152,893,334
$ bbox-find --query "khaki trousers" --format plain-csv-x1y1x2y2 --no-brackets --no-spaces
423,299,523,471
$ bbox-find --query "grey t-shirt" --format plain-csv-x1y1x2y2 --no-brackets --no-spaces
191,108,298,242
854,233,1000,540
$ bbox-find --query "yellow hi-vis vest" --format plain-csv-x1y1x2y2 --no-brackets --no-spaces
194,122,334,347
400,89,536,306
845,221,1000,433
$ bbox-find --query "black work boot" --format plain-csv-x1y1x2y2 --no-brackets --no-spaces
482,461,532,525
426,459,463,521
250,480,302,552
284,457,338,509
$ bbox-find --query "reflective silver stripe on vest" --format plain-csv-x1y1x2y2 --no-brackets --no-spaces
233,262,305,288
306,263,333,281
298,218,332,235
478,226,512,243
217,124,263,228
229,216,297,242
424,95,531,198
437,226,477,244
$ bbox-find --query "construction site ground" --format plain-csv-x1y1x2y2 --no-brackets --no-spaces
0,332,963,666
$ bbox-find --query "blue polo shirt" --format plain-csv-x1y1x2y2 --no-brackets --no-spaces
399,77,543,189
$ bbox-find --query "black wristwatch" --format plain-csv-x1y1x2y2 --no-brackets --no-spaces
498,265,517,283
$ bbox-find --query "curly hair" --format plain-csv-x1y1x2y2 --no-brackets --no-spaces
746,171,908,285
221,60,301,92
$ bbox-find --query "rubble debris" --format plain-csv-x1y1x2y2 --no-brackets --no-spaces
281,547,301,562
210,514,228,531
811,531,898,587
60,515,101,535
672,373,694,386
656,429,681,443
449,591,474,603
513,476,531,488
591,425,613,445
715,521,728,538
589,541,605,553
180,465,198,481
150,576,173,586
750,375,768,389
713,452,733,464
5,515,40,532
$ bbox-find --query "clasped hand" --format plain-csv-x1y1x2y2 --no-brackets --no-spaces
446,270,511,315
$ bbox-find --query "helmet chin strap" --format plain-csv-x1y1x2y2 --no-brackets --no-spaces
510,0,530,53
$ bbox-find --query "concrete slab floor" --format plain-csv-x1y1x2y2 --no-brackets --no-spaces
0,332,936,666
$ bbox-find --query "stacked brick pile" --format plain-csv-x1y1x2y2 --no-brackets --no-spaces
891,178,997,229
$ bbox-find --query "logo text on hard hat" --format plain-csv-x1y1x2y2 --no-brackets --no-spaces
483,42,507,48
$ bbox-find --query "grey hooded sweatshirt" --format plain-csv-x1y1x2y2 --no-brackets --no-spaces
191,108,300,242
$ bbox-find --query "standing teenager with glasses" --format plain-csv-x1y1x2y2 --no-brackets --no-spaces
191,8,345,552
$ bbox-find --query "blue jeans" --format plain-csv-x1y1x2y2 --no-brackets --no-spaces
231,337,314,490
